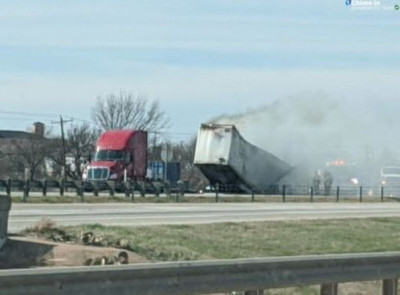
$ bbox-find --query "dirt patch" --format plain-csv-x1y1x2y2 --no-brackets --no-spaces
0,236,147,269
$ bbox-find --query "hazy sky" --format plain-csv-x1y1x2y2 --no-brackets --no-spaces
1,0,399,141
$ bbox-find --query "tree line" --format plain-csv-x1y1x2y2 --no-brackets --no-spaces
0,92,207,191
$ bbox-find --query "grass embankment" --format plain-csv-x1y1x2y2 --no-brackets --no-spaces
23,218,400,261
23,218,400,294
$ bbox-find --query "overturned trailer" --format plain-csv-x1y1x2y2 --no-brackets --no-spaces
194,124,292,193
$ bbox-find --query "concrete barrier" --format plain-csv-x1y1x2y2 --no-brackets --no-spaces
0,195,12,249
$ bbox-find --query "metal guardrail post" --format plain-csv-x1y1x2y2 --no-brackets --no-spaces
6,179,11,197
175,182,183,203
164,181,171,197
359,186,363,203
282,185,286,203
382,278,398,295
0,195,11,250
23,180,30,201
320,283,338,295
107,181,115,197
251,190,255,202
74,181,84,202
42,180,47,196
136,182,145,198
60,180,64,196
381,186,384,202
124,181,130,198
131,182,135,202
310,186,314,203
336,186,340,202
80,186,85,202
93,181,99,197
178,181,184,202
215,183,220,203
142,183,146,198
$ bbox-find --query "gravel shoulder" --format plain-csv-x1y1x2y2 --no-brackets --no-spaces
0,236,147,269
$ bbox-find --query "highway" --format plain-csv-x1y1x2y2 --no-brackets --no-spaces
7,203,400,232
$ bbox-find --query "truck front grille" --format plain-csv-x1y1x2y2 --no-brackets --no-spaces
88,168,109,180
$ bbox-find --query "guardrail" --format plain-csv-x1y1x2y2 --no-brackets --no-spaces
0,179,186,201
1,252,400,295
1,178,400,204
0,195,11,249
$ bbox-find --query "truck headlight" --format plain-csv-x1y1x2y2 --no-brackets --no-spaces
350,178,359,185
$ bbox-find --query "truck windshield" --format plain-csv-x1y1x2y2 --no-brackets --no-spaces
382,167,400,176
382,167,400,177
94,150,124,161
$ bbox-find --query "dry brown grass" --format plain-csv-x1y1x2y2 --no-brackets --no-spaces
31,218,56,233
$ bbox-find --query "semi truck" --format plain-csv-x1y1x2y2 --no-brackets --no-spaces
83,130,148,182
82,130,181,184
380,166,400,187
194,124,292,193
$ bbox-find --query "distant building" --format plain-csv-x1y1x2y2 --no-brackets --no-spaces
0,130,35,153
32,122,45,137
0,121,45,142
0,122,47,179
0,122,45,149
0,130,36,140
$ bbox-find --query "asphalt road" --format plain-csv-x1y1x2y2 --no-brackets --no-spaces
7,203,400,232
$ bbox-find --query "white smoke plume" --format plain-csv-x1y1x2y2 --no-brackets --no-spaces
211,92,400,184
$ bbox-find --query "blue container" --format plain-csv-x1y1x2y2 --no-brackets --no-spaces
147,161,181,182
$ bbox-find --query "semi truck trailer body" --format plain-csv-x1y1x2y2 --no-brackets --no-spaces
194,124,292,193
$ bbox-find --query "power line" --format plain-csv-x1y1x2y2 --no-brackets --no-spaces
69,117,95,125
149,131,194,135
0,116,44,122
0,110,59,118
0,109,92,124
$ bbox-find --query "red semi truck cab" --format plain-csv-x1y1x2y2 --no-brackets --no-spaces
82,130,148,181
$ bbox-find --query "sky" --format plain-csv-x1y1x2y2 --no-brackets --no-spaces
1,0,400,142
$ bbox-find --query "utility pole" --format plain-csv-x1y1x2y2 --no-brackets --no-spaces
51,116,73,182
149,131,161,161
153,132,157,161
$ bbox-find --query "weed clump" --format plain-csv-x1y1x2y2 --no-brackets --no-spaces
23,218,72,242
31,218,56,233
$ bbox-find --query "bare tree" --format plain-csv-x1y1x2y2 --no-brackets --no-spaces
91,92,169,132
46,123,100,180
10,135,51,180
0,146,24,179
66,123,99,179
171,137,208,191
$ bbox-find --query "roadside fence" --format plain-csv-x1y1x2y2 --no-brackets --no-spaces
1,179,399,204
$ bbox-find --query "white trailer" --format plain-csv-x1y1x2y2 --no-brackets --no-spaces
194,124,292,193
